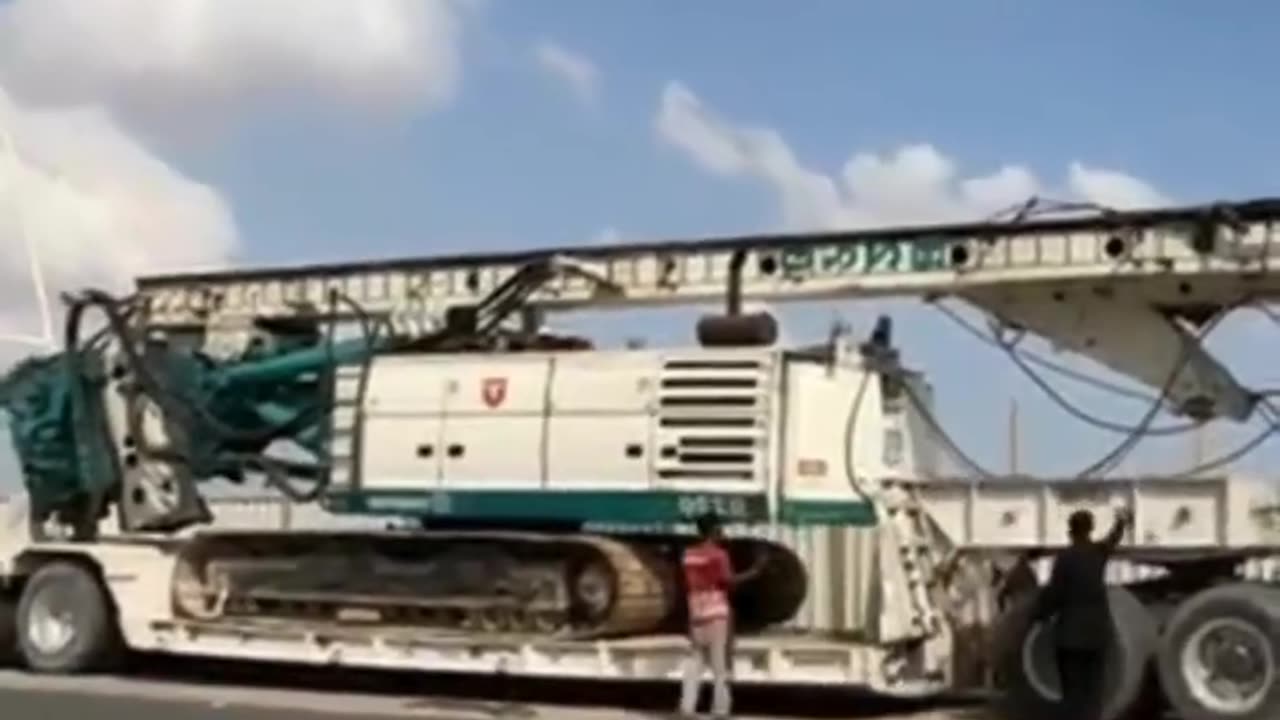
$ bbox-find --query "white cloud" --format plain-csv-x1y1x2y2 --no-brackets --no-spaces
1066,162,1168,209
0,0,485,350
0,0,467,125
656,81,1169,231
534,40,599,106
0,86,238,348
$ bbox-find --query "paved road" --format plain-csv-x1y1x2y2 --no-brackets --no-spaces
0,685,434,720
0,666,986,720
1,670,728,720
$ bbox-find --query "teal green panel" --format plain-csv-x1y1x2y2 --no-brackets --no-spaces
323,489,769,524
778,499,878,526
324,489,880,527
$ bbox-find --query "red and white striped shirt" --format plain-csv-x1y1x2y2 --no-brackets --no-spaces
682,541,732,624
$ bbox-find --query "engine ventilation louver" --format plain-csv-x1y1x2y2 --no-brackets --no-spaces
655,357,771,483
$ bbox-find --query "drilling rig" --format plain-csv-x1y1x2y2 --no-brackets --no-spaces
1,198,1280,720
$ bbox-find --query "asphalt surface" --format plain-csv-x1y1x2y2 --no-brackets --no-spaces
0,655,989,720
0,672,983,720
0,673,615,720
0,686,420,720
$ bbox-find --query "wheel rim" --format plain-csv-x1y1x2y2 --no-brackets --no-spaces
1021,620,1062,701
1179,617,1275,715
26,583,77,656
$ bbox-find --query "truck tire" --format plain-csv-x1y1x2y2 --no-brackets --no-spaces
1157,583,1280,720
990,586,1155,720
15,561,121,674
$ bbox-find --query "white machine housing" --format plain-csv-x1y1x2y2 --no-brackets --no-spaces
337,340,939,525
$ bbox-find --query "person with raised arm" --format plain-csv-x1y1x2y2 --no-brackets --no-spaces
1031,507,1134,720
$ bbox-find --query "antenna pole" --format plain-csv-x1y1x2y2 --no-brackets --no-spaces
0,124,54,350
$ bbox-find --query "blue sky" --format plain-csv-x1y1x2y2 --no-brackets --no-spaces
178,1,1280,262
1,0,1280,490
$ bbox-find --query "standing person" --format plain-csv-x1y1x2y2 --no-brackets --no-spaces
677,512,764,719
1030,507,1133,720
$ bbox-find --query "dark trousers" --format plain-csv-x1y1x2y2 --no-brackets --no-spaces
1056,647,1106,720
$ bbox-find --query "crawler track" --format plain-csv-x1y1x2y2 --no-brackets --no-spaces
170,529,808,640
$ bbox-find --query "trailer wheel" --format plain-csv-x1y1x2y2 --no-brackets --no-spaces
991,586,1155,720
1157,583,1280,720
15,561,121,674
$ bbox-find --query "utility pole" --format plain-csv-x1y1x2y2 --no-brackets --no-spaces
0,123,55,350
1007,398,1020,475
1190,422,1209,469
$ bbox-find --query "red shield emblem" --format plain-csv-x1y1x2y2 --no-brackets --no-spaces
481,377,507,408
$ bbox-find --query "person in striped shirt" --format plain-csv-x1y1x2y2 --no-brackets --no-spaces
677,512,765,719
